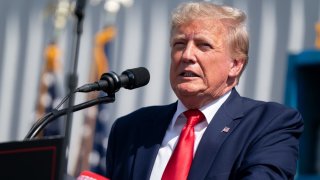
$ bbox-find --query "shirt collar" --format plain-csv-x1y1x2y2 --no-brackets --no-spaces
170,90,231,128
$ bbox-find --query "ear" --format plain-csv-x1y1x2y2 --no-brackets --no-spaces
228,58,244,78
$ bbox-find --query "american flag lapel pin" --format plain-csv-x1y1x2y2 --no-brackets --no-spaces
221,126,230,133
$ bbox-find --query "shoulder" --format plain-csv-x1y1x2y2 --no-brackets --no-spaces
241,96,301,118
112,102,177,128
119,103,176,120
236,96,304,135
225,89,302,122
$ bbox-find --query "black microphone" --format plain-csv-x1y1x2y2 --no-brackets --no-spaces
76,67,150,94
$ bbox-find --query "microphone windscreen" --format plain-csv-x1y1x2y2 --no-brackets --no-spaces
77,171,110,180
123,67,150,89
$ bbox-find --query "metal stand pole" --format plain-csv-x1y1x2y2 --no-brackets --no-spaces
61,0,86,178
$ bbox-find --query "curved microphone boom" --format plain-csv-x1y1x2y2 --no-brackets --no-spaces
77,67,150,94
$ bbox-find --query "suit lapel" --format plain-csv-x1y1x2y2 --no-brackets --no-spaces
132,103,177,180
188,89,244,180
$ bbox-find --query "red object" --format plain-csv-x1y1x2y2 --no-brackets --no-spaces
77,171,110,180
162,109,204,180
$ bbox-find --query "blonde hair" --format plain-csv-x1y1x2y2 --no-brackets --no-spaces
170,2,249,79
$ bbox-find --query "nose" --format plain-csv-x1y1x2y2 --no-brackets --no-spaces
181,42,196,63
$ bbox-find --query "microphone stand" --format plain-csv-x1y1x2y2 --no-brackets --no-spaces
62,0,86,178
24,95,115,140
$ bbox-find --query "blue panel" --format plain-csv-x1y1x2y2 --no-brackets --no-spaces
285,50,320,108
286,50,320,179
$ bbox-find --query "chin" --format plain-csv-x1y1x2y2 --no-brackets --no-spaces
175,88,202,97
177,84,202,93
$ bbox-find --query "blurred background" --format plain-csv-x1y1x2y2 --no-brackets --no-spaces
0,0,319,179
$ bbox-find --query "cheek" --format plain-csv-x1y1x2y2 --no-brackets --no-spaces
170,51,181,72
171,50,181,63
169,61,177,83
169,63,174,77
204,61,230,82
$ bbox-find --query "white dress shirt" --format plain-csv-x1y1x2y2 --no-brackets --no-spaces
149,91,231,180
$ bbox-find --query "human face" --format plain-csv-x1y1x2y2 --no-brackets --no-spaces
170,19,239,109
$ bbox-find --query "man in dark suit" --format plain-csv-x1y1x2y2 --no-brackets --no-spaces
105,2,303,180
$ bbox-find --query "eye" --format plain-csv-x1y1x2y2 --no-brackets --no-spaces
172,41,186,49
198,42,212,51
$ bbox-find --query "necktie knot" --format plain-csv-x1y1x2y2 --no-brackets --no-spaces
183,109,205,127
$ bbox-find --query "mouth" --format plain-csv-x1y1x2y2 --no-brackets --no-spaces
180,71,200,77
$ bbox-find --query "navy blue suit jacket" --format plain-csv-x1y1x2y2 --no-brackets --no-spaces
106,89,303,179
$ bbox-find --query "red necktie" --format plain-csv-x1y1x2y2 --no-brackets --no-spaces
162,109,205,180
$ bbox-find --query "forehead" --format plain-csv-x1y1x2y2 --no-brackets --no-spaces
171,19,226,39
